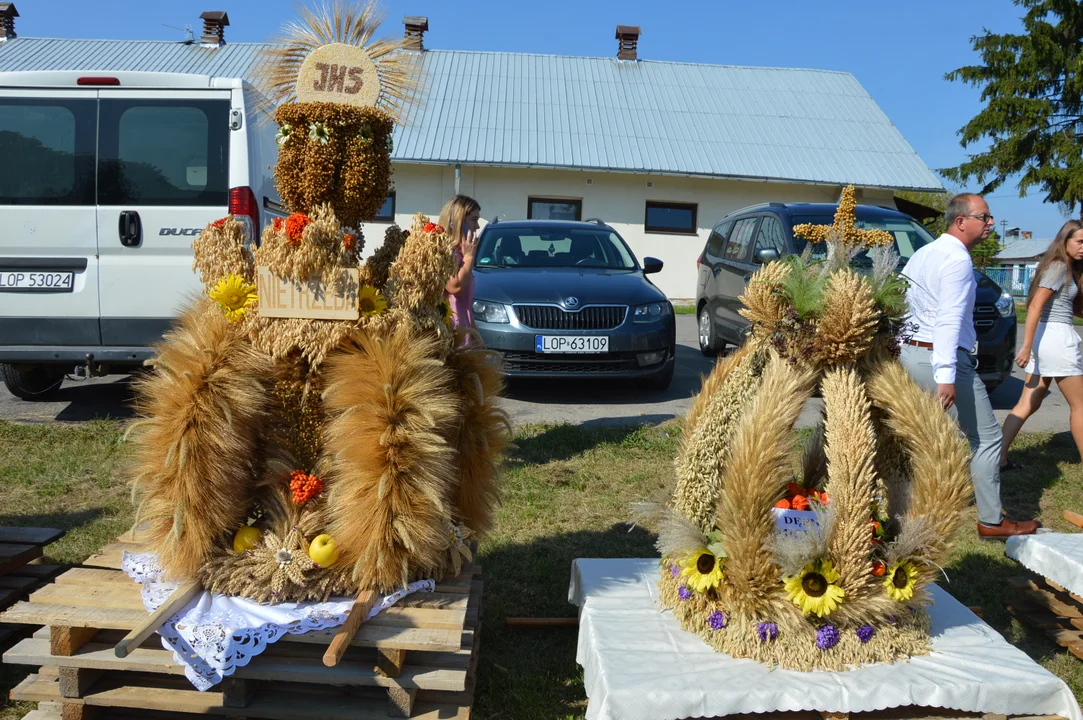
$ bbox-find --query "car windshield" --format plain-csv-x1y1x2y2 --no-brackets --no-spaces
790,214,936,263
476,227,637,269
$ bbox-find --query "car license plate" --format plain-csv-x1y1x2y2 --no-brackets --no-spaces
535,335,608,354
0,270,74,292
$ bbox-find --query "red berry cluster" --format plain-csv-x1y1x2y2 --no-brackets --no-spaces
290,470,323,504
343,234,357,251
423,222,444,234
210,217,229,229
272,217,285,233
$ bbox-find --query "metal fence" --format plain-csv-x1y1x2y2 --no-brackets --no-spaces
982,265,1034,300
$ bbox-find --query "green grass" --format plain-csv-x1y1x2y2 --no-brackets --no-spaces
0,419,1082,718
673,304,695,315
1016,305,1083,326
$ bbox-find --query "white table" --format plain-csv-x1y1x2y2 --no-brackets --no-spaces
1007,532,1083,599
569,558,1082,720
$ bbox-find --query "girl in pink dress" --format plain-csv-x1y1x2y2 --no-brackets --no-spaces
440,195,482,332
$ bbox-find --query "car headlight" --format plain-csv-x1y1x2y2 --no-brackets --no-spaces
472,299,509,323
632,301,671,323
996,290,1015,318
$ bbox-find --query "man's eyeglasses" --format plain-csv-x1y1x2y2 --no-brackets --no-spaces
966,213,995,224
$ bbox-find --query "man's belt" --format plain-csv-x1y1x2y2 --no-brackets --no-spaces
905,339,973,353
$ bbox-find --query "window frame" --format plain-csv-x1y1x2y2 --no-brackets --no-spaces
0,97,97,206
644,200,698,235
374,191,396,222
527,196,583,222
723,216,760,262
753,214,787,258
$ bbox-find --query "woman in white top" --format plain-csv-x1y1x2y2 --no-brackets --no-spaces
1000,219,1083,469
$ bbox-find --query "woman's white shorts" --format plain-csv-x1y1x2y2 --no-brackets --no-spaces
1025,321,1083,377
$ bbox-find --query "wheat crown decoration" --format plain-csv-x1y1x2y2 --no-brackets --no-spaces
633,185,972,671
257,0,420,124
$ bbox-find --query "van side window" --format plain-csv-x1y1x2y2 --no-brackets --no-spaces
0,99,96,206
98,100,229,206
706,220,733,258
755,216,786,254
724,217,758,261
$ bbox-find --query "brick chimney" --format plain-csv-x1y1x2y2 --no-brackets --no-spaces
0,3,18,42
616,25,640,60
200,11,229,48
404,16,428,51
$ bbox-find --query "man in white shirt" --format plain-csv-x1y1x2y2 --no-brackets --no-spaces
901,193,1038,539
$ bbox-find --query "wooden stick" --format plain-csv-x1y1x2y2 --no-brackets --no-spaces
322,589,378,667
114,582,201,658
1065,510,1083,529
505,617,578,628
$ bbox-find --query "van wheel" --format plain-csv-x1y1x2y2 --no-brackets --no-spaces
1,364,65,401
698,306,723,356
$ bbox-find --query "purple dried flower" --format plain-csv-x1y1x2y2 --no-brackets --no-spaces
886,615,897,625
856,624,875,644
816,624,840,650
670,564,680,578
707,611,727,630
678,584,692,601
756,622,778,642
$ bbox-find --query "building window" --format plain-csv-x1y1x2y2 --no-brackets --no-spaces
528,196,582,221
374,192,395,221
644,201,697,234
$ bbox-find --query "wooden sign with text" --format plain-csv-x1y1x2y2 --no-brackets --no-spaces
257,266,359,320
296,43,380,108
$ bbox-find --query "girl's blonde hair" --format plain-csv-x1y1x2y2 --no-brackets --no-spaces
439,195,481,247
1026,219,1083,307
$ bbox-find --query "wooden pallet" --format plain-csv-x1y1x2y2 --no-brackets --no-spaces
1007,574,1083,660
0,528,64,648
1,532,481,719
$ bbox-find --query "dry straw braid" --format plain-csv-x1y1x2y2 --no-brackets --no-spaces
128,301,272,581
820,367,882,622
865,359,972,586
814,269,878,367
671,347,763,533
738,260,792,329
321,324,461,591
714,355,818,617
386,214,458,314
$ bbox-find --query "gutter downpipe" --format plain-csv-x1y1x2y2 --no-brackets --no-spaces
455,163,461,194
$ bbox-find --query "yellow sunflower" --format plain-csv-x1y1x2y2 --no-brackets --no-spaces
680,547,724,593
439,298,454,328
358,285,388,317
884,560,918,602
784,558,845,618
209,273,258,323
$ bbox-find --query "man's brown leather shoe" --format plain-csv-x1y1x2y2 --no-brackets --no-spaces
977,518,1039,540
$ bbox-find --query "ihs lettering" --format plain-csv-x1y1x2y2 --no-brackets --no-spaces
312,62,365,94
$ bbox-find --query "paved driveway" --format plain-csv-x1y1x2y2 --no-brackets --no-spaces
0,316,1078,434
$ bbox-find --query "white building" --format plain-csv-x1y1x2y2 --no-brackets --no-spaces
0,15,944,299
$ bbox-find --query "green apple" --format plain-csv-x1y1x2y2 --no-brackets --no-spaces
308,533,340,567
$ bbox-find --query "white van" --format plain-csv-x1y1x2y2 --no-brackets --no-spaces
0,70,279,399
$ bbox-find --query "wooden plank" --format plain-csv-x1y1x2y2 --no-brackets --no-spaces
115,582,201,658
0,544,44,574
50,627,99,656
388,685,417,718
323,589,379,667
60,704,90,720
11,564,64,581
1042,578,1083,606
53,568,138,587
0,528,64,546
58,667,103,699
376,647,407,678
30,584,144,610
0,575,48,591
4,637,469,692
222,677,253,708
1064,510,1083,529
80,542,145,570
1008,577,1083,618
3,603,148,630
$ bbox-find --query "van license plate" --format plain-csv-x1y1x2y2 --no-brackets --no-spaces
0,270,74,292
535,335,608,354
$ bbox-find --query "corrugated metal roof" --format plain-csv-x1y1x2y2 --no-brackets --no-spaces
0,38,942,191
997,238,1053,261
0,37,272,80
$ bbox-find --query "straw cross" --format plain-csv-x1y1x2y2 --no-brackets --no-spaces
792,185,893,249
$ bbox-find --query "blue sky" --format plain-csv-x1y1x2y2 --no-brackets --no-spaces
15,0,1072,239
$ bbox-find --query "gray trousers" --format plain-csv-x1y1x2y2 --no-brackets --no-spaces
900,345,1003,525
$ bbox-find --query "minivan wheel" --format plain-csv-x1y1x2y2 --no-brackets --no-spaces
698,306,723,356
1,363,66,401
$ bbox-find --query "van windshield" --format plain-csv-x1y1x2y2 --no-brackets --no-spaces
791,214,936,263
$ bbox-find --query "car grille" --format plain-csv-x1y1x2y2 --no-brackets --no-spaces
974,303,997,331
513,305,627,330
500,350,639,374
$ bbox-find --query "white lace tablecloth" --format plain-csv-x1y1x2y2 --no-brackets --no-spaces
569,558,1083,720
1006,531,1083,598
122,552,434,691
